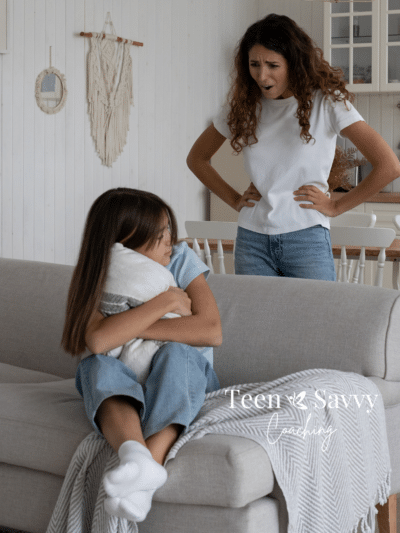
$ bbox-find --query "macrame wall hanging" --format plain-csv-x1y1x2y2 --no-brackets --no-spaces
80,13,143,167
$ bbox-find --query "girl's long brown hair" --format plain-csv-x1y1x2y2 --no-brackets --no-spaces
62,188,178,356
228,14,354,152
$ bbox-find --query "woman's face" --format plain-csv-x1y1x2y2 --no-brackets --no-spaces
248,44,293,100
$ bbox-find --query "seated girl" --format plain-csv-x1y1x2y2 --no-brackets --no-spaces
62,187,222,523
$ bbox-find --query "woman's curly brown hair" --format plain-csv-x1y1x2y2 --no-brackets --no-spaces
228,14,354,153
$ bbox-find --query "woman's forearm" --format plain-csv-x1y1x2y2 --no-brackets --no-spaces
334,121,400,215
187,125,242,211
187,156,242,211
334,165,400,216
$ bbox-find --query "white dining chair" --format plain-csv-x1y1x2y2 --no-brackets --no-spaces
330,212,376,282
185,221,238,274
330,212,376,228
329,226,396,287
394,214,400,231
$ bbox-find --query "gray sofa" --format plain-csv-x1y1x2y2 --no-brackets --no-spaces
1,256,400,533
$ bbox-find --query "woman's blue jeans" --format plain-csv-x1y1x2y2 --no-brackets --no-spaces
234,225,336,281
76,342,220,440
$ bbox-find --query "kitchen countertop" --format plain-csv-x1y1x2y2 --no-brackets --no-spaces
331,192,400,203
185,238,400,260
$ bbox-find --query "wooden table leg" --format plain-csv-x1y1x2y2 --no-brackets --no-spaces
377,494,397,533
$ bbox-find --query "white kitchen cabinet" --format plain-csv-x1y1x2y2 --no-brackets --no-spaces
323,0,400,93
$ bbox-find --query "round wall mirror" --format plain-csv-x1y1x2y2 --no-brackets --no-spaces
35,67,67,114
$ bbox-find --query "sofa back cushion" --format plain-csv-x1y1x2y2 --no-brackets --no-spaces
2,259,400,384
0,258,78,378
208,274,400,388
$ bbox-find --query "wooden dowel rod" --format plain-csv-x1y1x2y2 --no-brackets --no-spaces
80,32,143,47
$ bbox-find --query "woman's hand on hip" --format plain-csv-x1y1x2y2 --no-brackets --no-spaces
293,186,339,217
167,286,192,316
234,182,262,212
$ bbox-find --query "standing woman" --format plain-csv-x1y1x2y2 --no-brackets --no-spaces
187,14,400,280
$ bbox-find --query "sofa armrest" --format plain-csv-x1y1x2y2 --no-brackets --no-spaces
155,434,274,508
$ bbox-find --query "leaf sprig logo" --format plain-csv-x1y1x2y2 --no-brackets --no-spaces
285,391,307,410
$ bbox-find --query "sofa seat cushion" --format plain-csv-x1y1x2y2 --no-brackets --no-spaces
0,379,93,476
157,434,274,508
0,362,64,384
141,497,280,533
0,377,275,509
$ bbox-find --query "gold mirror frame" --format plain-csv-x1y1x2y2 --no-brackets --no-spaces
35,67,67,115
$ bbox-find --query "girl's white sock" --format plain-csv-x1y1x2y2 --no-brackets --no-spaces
104,440,168,497
103,440,168,522
104,491,153,523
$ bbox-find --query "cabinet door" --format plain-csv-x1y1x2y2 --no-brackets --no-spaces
324,1,379,92
380,0,400,91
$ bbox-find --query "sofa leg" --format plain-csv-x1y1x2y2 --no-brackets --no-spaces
377,493,397,533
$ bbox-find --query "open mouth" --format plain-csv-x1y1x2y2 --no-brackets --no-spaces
263,85,273,91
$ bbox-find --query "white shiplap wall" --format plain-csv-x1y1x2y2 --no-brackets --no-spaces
258,0,324,47
0,0,259,265
258,0,400,193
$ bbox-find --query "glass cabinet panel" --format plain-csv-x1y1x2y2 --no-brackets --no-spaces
388,0,400,10
388,14,400,41
353,48,372,83
353,15,372,44
332,49,350,83
354,2,373,12
332,17,350,44
332,3,349,14
388,47,400,82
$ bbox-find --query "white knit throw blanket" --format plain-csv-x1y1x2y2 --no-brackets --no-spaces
46,433,136,533
166,368,390,533
47,369,390,533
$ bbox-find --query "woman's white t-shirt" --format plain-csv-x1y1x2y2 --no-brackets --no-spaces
213,91,364,235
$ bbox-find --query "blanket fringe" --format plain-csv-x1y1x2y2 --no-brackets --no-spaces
352,472,391,533
377,471,391,505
